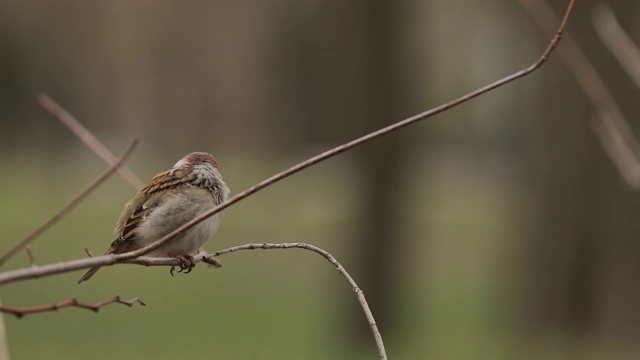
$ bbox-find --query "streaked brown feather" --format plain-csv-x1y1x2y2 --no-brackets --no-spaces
111,168,191,249
78,151,228,284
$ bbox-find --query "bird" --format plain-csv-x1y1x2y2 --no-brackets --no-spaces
78,152,230,283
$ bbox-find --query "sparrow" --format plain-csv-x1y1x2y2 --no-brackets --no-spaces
78,152,230,283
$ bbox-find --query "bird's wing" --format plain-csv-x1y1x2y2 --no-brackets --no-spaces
111,168,189,247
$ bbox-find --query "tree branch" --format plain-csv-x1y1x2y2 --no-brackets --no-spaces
121,250,221,268
37,93,144,190
520,0,640,189
0,251,223,285
0,138,140,267
24,246,35,268
0,296,145,318
91,0,577,265
214,243,387,360
592,4,640,90
0,0,576,287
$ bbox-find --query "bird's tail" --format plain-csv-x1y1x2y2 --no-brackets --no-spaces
78,247,114,284
77,265,102,284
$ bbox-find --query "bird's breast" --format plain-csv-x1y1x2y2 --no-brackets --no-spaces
137,186,223,256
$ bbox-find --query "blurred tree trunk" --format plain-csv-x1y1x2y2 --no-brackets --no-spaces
303,0,408,345
351,0,403,340
330,0,409,343
522,0,640,340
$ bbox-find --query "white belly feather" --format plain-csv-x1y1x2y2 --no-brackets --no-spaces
137,187,223,257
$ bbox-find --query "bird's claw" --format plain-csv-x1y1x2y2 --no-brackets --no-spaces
169,255,196,276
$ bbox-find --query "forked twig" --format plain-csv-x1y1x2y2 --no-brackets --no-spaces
520,0,640,188
37,93,144,190
0,0,577,287
214,243,386,360
0,296,145,318
0,139,140,267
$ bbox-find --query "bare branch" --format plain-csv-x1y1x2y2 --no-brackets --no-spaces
84,248,94,258
121,250,221,268
592,4,640,89
36,93,144,190
0,0,576,286
0,250,222,285
520,0,640,189
0,296,145,318
24,246,35,268
214,243,386,360
103,0,577,262
592,112,640,187
0,139,140,267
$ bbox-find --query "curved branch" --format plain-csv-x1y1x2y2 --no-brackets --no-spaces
520,0,640,189
89,0,578,263
214,243,387,360
0,0,576,286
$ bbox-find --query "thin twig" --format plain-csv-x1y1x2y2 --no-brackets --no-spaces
0,139,140,267
592,112,640,187
0,296,145,318
102,0,576,264
214,243,386,360
520,0,640,189
0,0,576,286
84,248,94,258
36,93,144,190
592,4,640,90
24,246,36,268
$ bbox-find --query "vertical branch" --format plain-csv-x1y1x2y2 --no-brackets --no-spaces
24,246,35,268
0,298,9,360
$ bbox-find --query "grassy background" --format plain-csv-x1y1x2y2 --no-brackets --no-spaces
0,148,525,360
2,150,629,359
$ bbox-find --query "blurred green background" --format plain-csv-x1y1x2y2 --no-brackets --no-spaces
2,0,640,359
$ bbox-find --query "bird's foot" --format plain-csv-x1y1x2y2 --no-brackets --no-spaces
169,254,196,276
